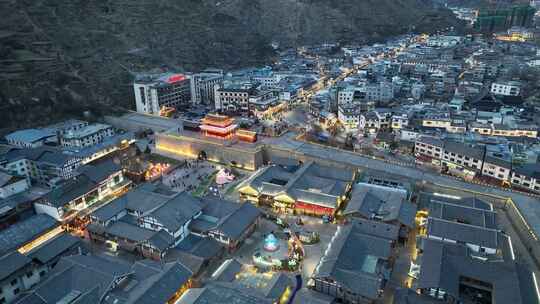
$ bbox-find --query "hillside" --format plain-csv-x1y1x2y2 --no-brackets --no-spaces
0,0,461,130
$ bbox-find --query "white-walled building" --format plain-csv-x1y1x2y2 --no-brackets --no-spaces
338,105,362,131
482,155,512,182
5,129,56,149
0,147,82,188
0,171,30,199
391,113,409,130
60,123,115,148
190,70,224,106
34,160,126,221
134,73,192,115
511,163,540,192
490,81,521,96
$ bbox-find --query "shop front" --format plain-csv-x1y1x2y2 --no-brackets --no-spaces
294,201,335,217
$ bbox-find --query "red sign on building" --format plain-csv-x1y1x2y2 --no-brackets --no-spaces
167,74,186,84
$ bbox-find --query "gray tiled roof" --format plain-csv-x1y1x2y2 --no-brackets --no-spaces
36,150,73,167
344,183,415,227
90,195,128,222
416,136,443,148
484,155,512,169
124,183,177,215
27,233,81,264
104,221,156,243
215,202,261,241
40,175,97,208
427,217,500,249
78,159,121,183
175,234,223,260
443,140,485,160
180,282,272,304
130,261,192,304
240,161,354,209
513,163,540,179
0,251,31,282
313,220,393,300
211,259,242,282
392,288,441,304
417,239,540,304
428,200,497,229
419,192,493,211
17,254,132,304
147,229,175,252
150,192,202,233
0,214,57,256
351,218,400,241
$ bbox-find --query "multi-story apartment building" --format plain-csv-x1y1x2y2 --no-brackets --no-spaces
415,137,486,171
490,80,521,96
0,147,82,188
415,136,444,160
482,154,512,182
190,70,224,106
336,87,375,112
338,104,363,131
364,81,394,102
133,73,191,115
215,85,257,115
360,109,393,133
60,123,115,148
60,124,115,148
391,113,410,130
511,163,540,192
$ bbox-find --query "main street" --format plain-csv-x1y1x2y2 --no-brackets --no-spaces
298,34,425,102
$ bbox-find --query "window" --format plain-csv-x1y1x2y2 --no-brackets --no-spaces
10,279,17,286
26,271,33,278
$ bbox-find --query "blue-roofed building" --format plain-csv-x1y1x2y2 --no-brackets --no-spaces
5,129,56,149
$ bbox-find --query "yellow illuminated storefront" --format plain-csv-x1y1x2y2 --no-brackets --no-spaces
18,225,65,254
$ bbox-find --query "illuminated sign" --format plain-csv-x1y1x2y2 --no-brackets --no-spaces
167,74,186,84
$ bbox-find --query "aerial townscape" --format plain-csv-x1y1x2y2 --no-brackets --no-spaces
3,1,540,304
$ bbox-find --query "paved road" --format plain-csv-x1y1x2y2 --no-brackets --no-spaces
287,275,303,304
264,133,540,238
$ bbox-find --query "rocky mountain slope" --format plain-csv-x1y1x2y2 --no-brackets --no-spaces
0,0,460,130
